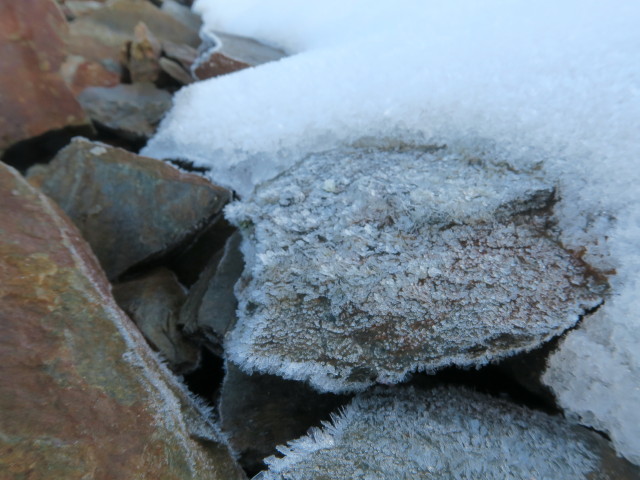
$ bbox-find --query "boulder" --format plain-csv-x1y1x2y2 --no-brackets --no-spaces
258,386,640,480
0,0,91,155
225,146,607,392
0,161,245,480
113,268,200,374
27,138,230,279
77,83,172,140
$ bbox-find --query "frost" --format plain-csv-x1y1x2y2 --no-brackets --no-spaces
258,386,635,480
225,147,604,393
143,0,640,463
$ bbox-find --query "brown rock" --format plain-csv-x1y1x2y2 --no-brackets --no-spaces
220,362,349,474
124,22,163,83
0,161,245,480
0,0,92,154
77,82,172,140
60,54,121,95
27,138,231,279
113,268,200,374
193,32,286,80
160,56,194,85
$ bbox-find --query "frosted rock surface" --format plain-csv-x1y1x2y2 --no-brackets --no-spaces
144,0,640,463
225,147,605,393
259,386,639,480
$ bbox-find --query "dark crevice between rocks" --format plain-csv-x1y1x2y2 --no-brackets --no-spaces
183,347,225,405
168,158,211,174
2,125,94,172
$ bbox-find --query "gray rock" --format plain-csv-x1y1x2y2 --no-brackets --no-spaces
220,362,348,474
258,386,640,480
78,83,172,140
113,268,200,374
27,138,230,279
225,146,607,393
180,231,243,353
193,31,286,80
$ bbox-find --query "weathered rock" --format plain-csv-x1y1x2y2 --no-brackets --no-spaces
221,362,348,474
160,56,194,85
259,386,640,480
77,83,172,140
161,0,202,33
180,231,244,353
0,0,92,154
113,268,200,374
56,0,108,20
27,138,231,279
60,54,121,96
193,31,286,80
225,146,607,393
0,161,245,480
123,22,163,83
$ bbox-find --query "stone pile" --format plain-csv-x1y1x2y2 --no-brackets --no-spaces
1,1,638,479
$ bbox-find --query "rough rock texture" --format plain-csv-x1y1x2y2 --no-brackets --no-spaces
113,268,200,374
78,83,172,140
181,231,244,353
27,138,230,279
226,146,607,393
60,54,121,96
258,386,640,480
221,362,348,474
124,22,163,84
0,0,91,153
193,31,286,80
0,161,245,480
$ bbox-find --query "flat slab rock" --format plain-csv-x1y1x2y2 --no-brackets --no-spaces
0,162,244,480
257,386,640,480
225,146,606,393
27,138,230,279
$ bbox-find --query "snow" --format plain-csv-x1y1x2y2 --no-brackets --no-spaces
142,0,640,465
258,386,610,480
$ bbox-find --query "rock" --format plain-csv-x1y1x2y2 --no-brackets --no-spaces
225,146,607,393
193,31,286,80
123,22,163,84
0,0,92,155
60,55,121,96
161,0,203,33
180,231,244,352
27,138,231,279
160,56,194,85
0,161,245,480
77,83,172,140
113,268,200,374
56,0,108,20
220,362,349,474
258,386,640,480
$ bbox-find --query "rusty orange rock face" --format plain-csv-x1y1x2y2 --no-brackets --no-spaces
0,0,90,152
0,162,245,480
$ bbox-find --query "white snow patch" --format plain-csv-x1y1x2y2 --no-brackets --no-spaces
144,0,640,464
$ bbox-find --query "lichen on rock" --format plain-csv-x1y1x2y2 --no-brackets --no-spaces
225,146,606,393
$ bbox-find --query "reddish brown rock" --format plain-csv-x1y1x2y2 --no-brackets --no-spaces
0,0,91,153
27,138,231,279
0,161,245,480
60,55,121,95
194,31,286,80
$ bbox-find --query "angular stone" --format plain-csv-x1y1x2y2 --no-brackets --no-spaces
259,387,640,480
225,146,607,393
180,231,243,353
113,268,200,374
221,362,348,474
0,161,245,480
0,0,91,153
193,31,286,80
27,138,231,279
124,22,163,84
160,56,194,85
77,83,172,140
